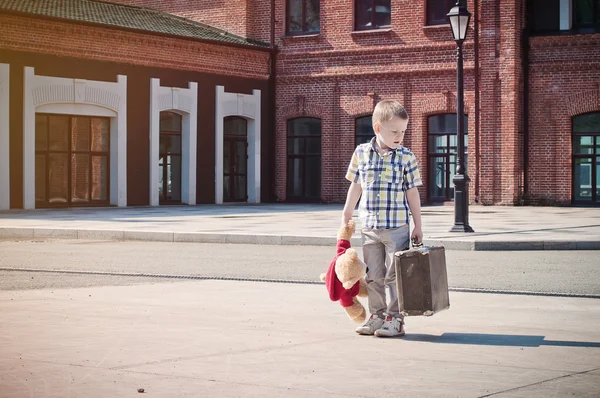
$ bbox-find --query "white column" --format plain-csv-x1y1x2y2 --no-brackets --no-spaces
183,81,198,205
0,64,9,210
249,89,261,204
560,0,572,31
115,75,127,207
23,67,35,209
149,78,160,206
215,86,225,204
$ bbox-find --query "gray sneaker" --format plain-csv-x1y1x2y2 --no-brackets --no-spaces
374,316,405,337
355,314,384,335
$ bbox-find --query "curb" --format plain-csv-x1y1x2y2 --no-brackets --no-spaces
1,227,600,250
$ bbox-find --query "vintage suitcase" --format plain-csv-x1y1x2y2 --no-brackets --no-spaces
394,245,449,316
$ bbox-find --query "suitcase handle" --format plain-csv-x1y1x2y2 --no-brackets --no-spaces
411,238,424,248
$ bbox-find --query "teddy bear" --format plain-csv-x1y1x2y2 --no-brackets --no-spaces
320,220,369,323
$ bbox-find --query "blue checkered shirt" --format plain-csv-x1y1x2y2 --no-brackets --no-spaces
346,139,423,229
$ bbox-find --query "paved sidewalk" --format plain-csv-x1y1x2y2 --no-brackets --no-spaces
1,204,600,250
1,280,599,397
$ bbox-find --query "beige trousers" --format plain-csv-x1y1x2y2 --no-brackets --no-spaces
361,225,410,319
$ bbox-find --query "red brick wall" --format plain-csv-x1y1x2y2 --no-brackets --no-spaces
0,14,270,79
528,33,600,205
108,0,273,43
274,0,478,203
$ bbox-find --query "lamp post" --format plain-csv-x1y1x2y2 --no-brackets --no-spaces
447,1,474,233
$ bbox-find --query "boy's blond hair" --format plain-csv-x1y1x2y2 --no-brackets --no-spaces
372,100,408,127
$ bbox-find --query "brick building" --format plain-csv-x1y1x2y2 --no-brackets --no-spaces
1,0,599,209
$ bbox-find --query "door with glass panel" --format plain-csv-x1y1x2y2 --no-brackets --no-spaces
223,116,248,202
572,112,600,205
159,112,182,204
35,114,110,207
287,118,321,202
428,114,468,202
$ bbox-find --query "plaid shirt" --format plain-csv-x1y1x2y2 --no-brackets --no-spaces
346,138,423,229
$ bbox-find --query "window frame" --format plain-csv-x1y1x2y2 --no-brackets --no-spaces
158,111,183,204
427,113,468,202
286,0,321,36
286,117,322,202
223,116,249,203
354,0,392,31
572,112,600,205
35,113,111,207
425,0,455,26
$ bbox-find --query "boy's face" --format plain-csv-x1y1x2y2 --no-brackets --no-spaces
373,116,408,151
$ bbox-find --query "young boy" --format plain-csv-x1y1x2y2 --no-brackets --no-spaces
342,100,423,337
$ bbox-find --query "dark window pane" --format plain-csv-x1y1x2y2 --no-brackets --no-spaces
160,112,182,132
305,156,321,198
374,0,391,27
91,118,110,152
35,155,46,202
48,115,69,151
224,142,231,173
235,140,247,174
306,137,321,155
288,0,303,32
91,156,108,201
530,0,560,32
223,175,230,201
596,157,600,202
288,118,321,136
574,157,593,201
428,114,468,134
71,117,90,152
71,154,90,203
224,117,247,136
355,116,375,145
35,114,48,151
306,0,320,32
429,156,447,198
427,0,454,25
355,0,373,29
288,138,305,155
160,134,182,154
574,0,595,27
573,136,595,154
429,135,448,154
288,158,303,197
48,153,68,203
573,112,600,133
234,176,247,201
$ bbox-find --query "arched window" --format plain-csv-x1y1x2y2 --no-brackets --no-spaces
355,115,375,146
428,113,468,202
223,116,248,202
287,118,321,201
572,112,600,204
158,111,182,204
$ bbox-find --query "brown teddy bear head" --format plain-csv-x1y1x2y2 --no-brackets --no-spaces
335,248,367,290
337,220,355,241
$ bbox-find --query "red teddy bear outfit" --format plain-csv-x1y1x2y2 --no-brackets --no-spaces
325,239,360,308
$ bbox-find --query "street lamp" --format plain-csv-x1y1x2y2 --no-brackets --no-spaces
447,1,474,233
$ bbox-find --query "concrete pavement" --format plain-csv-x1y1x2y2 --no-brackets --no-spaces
1,280,599,397
1,204,600,250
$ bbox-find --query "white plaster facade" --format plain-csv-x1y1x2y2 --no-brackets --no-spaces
149,79,198,206
215,86,261,204
0,64,9,210
22,67,127,209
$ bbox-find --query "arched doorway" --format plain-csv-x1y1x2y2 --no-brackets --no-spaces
427,114,468,202
158,111,182,204
223,116,248,202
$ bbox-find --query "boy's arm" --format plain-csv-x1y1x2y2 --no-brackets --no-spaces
406,187,423,244
342,182,362,226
